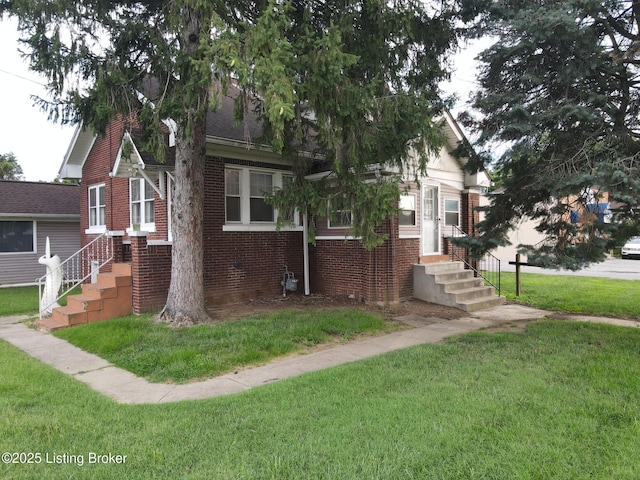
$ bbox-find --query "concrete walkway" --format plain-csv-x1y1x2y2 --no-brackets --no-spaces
1,306,638,404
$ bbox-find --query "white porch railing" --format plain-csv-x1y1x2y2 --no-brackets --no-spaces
38,232,113,318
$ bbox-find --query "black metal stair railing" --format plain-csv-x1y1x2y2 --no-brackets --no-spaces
449,225,501,296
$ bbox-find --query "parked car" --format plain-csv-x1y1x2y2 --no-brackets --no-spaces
621,236,640,259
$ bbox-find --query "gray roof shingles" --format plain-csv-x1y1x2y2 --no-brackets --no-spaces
0,180,80,216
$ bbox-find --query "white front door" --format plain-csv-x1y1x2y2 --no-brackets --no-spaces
422,184,440,255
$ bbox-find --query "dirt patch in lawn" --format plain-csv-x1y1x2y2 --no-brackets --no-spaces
206,293,467,324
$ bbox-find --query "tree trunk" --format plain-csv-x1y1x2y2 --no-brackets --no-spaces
160,114,211,326
159,6,211,326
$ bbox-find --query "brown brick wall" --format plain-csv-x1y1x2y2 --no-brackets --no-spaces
80,123,425,309
310,217,419,303
462,192,481,236
130,235,172,313
396,238,420,299
202,157,304,305
80,117,170,250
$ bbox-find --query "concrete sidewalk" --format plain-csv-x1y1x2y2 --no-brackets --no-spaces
1,306,637,404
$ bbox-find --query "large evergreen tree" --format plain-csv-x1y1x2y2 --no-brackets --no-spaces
2,0,469,324
457,0,640,269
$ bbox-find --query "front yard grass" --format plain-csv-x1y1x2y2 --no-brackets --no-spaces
2,320,640,479
0,286,39,316
0,285,81,317
500,272,640,318
53,309,396,383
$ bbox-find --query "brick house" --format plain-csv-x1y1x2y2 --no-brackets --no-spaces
0,180,80,286
57,91,491,313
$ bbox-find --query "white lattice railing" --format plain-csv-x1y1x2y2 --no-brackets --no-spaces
38,232,113,318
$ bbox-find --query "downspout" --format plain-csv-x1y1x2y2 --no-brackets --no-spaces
302,210,310,295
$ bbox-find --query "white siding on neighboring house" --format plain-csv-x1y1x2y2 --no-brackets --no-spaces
479,193,545,265
0,221,80,286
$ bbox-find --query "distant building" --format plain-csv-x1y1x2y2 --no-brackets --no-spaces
0,180,80,286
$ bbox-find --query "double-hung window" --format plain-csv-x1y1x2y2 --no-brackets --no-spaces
328,209,352,229
399,194,417,226
130,178,155,231
327,196,353,229
249,171,274,222
224,167,298,229
225,169,242,222
88,184,106,232
444,198,460,226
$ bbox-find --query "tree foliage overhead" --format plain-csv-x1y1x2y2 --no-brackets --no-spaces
458,0,640,269
1,0,472,322
0,152,24,180
2,0,474,249
215,0,474,248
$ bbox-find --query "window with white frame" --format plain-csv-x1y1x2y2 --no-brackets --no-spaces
444,198,460,226
328,210,352,228
0,221,35,253
278,174,297,224
250,171,274,222
224,167,297,227
225,169,242,222
130,178,155,230
399,194,416,226
88,184,106,229
327,196,353,229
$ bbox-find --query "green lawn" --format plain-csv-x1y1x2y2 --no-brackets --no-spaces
500,272,640,318
0,285,87,317
53,309,396,383
0,286,39,316
2,320,639,479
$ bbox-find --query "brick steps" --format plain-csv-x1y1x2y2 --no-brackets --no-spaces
413,261,505,312
37,263,133,332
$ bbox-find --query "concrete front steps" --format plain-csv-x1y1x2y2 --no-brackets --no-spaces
413,261,505,312
37,263,133,332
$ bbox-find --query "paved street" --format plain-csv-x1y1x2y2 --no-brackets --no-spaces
502,257,640,281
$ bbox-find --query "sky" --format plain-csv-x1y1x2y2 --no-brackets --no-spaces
0,18,484,183
0,18,75,182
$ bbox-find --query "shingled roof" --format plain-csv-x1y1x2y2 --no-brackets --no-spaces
0,180,80,217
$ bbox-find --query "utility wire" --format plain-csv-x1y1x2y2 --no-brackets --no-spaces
0,68,45,86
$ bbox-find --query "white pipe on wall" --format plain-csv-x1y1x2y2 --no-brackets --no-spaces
303,210,310,295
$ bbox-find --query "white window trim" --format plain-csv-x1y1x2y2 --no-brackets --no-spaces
127,178,156,234
399,193,417,228
223,166,302,232
315,235,359,241
86,183,106,234
326,197,353,230
0,219,37,255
